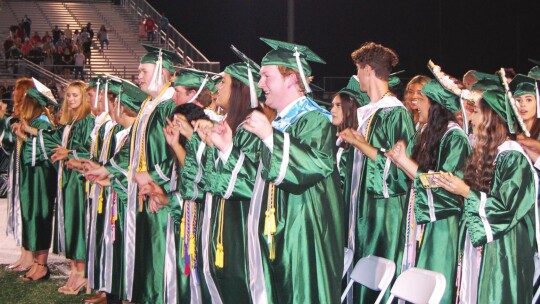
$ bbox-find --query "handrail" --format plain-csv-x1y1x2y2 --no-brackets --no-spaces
20,58,70,86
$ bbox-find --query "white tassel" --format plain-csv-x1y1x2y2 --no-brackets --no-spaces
187,75,209,104
460,91,469,135
294,47,311,94
248,65,258,108
536,82,540,119
149,49,163,93
117,86,123,118
94,80,101,108
103,80,109,113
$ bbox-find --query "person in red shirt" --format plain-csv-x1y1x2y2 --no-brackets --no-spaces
144,16,156,42
30,32,41,44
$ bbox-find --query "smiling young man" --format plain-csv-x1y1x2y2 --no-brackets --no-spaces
337,42,415,303
242,38,344,304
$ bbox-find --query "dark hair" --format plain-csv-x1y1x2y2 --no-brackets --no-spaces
351,42,399,80
333,93,358,148
463,98,509,193
530,119,540,139
411,100,457,171
171,103,208,147
226,76,263,131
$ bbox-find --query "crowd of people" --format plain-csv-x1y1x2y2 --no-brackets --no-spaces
3,21,111,81
1,38,539,304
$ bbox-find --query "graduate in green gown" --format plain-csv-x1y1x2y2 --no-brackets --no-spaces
4,78,34,272
11,82,58,281
22,80,95,295
436,89,538,304
386,79,471,303
338,42,415,303
178,56,268,303
241,38,344,304
84,78,148,303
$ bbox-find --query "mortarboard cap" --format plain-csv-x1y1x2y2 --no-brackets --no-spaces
140,44,183,73
229,45,262,107
338,75,369,107
422,79,461,113
260,37,325,94
173,67,216,104
31,77,59,108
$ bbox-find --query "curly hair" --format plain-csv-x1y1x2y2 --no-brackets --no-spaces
463,98,508,193
411,100,457,171
351,42,399,81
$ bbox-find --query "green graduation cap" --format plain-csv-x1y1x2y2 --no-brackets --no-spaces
528,66,540,81
207,73,223,94
529,58,540,67
260,37,326,94
141,44,183,73
26,88,56,107
173,67,216,104
338,76,369,107
228,45,262,108
422,79,460,113
482,90,518,130
509,74,540,119
31,77,59,108
118,79,148,113
470,71,502,91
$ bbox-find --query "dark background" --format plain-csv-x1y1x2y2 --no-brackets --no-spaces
149,0,540,89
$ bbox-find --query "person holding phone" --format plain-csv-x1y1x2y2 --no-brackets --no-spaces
386,79,471,304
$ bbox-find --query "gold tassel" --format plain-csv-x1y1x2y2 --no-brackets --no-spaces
180,215,185,258
97,188,104,214
189,234,196,256
215,243,224,268
215,199,226,268
265,183,277,260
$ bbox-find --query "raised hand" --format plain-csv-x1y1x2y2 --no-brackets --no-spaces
209,120,233,152
242,110,272,140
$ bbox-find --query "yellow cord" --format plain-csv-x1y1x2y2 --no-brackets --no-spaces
215,199,225,268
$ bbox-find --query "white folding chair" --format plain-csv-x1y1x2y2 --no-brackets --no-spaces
343,247,354,278
341,255,396,304
385,267,446,304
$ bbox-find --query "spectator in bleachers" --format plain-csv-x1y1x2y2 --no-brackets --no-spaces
64,24,72,41
15,24,25,41
3,36,14,66
52,25,63,44
53,46,63,74
27,41,44,65
86,22,94,41
22,15,31,38
30,32,41,44
160,13,169,43
42,43,54,71
41,31,52,44
139,16,146,39
97,25,109,53
73,49,85,80
82,37,91,65
61,47,73,79
8,38,22,74
21,38,32,57
144,15,156,42
73,29,80,47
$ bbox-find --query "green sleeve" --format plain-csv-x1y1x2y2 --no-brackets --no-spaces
208,128,261,199
165,192,184,223
104,136,130,182
146,104,175,189
21,118,54,166
68,115,95,160
414,130,471,223
261,111,336,194
464,150,536,247
366,107,415,198
179,134,208,201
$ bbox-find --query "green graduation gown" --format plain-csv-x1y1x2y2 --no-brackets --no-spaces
345,97,415,303
399,123,470,304
19,115,57,251
195,128,260,304
36,114,95,260
3,116,22,245
459,140,537,304
248,97,344,304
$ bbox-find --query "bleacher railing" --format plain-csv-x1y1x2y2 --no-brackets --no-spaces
122,0,220,73
1,58,69,87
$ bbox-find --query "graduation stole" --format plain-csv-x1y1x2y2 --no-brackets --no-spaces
90,112,111,159
181,199,198,278
97,126,117,215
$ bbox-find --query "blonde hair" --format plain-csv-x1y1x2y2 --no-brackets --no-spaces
59,80,91,125
277,66,313,93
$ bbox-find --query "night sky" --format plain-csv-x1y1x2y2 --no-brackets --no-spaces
149,0,540,91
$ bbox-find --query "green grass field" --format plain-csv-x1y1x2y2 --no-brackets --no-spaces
0,265,95,304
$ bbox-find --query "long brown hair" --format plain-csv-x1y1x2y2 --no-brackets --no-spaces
225,76,262,131
13,78,34,117
463,98,508,193
59,80,91,125
334,93,358,148
404,75,431,124
411,100,457,171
